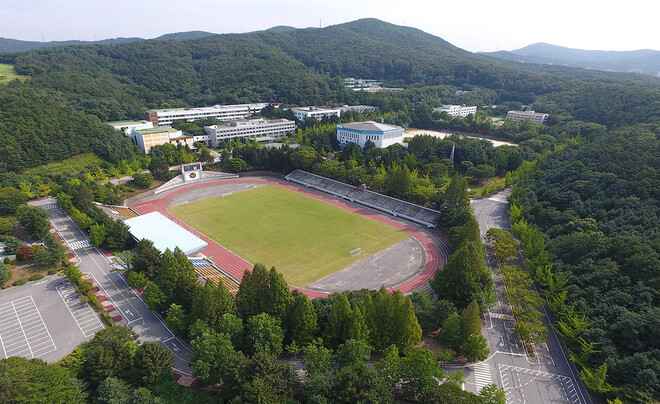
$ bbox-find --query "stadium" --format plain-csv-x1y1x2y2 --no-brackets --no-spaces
120,169,450,298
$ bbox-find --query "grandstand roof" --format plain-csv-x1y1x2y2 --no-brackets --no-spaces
124,212,207,255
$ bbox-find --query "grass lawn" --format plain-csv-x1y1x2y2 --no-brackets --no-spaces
24,153,105,176
0,63,27,84
169,185,410,286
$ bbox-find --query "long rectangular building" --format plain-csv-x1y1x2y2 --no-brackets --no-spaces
131,126,194,153
144,103,271,126
506,110,549,124
434,105,477,118
204,118,296,147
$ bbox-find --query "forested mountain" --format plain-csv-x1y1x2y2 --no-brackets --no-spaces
0,31,216,53
485,42,660,77
0,18,659,172
513,124,660,401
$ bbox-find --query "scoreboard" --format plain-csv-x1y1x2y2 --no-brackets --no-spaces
181,163,202,182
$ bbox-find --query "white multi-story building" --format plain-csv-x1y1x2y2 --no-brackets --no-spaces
434,105,477,118
144,103,272,126
131,126,194,153
336,121,405,149
338,105,379,114
506,110,549,124
290,106,341,121
204,118,296,147
105,120,153,132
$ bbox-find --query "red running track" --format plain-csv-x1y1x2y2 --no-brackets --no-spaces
132,179,442,299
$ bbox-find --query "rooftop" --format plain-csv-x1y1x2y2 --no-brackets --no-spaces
337,121,403,132
149,103,270,113
123,211,207,255
134,125,181,134
104,120,151,126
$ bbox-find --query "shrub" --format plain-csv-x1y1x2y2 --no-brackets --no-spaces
101,311,114,326
3,257,12,265
65,265,83,284
28,274,44,281
48,267,61,275
13,279,27,286
76,280,93,295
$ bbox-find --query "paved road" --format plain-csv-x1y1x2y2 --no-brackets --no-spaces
33,199,194,376
465,189,592,404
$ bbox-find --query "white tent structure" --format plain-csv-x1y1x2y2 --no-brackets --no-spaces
124,212,207,255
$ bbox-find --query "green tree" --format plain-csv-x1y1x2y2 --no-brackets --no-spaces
399,348,445,397
441,312,463,347
244,313,284,356
581,363,612,393
97,376,130,404
335,338,371,369
431,241,488,309
461,300,482,340
463,334,490,362
479,384,506,404
144,283,166,311
191,279,236,327
266,266,294,324
215,313,244,349
409,290,441,333
386,162,414,198
16,205,51,239
127,271,148,289
132,239,161,279
148,156,169,180
325,293,354,348
331,363,394,404
0,262,9,283
0,217,13,235
82,326,139,385
132,342,173,384
0,187,28,215
392,291,422,349
89,223,106,246
0,356,87,404
190,330,236,385
302,342,334,375
166,304,188,337
289,293,318,346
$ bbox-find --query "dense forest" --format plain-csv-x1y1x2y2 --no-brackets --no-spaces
512,124,660,402
0,18,659,174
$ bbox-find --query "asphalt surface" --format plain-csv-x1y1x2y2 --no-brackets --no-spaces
465,189,593,404
31,199,194,376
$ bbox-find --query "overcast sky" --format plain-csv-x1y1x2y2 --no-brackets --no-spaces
2,0,658,52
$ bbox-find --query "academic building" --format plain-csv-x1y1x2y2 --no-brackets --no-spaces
290,106,341,121
131,126,194,153
336,121,405,149
203,118,296,147
143,103,272,126
506,110,549,124
434,105,477,118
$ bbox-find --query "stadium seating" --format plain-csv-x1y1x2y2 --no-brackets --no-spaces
112,206,140,219
285,170,440,228
189,258,240,295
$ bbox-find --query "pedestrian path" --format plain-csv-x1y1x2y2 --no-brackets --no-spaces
473,362,493,392
490,312,516,321
68,239,91,250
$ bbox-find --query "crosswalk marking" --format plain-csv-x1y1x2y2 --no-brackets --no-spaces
43,204,60,211
68,239,91,250
490,312,516,321
473,362,492,391
487,194,509,203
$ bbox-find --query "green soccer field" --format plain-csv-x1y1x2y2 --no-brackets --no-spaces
168,185,409,286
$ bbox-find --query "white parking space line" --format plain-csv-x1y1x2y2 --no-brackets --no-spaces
0,296,56,359
498,364,583,404
56,283,105,337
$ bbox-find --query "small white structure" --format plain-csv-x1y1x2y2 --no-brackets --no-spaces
506,110,549,124
434,105,477,118
338,105,379,114
105,120,153,132
181,163,202,182
290,106,341,121
336,121,405,149
124,211,207,255
204,118,296,147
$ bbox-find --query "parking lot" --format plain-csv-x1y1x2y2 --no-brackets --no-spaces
0,295,57,359
57,283,105,337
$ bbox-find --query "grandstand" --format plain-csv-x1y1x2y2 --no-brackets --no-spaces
285,170,439,228
111,206,141,219
189,258,241,296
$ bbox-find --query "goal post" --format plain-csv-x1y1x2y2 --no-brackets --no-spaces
349,248,362,257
